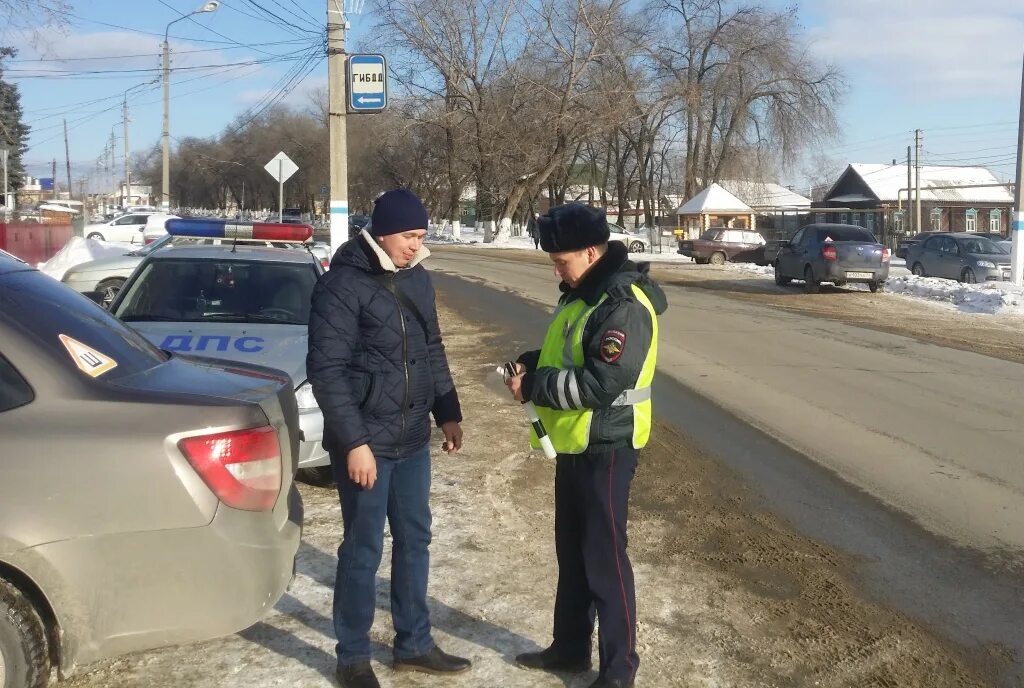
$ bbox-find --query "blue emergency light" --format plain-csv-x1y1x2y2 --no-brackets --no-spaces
165,218,314,242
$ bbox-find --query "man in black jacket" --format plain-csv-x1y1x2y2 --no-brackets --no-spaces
505,204,667,688
308,189,470,688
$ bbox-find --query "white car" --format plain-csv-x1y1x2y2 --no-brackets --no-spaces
608,223,650,254
141,213,181,244
84,212,159,243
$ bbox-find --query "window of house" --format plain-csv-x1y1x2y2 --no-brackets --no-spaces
840,213,849,224
965,208,977,232
866,213,875,232
990,209,1002,233
930,208,942,231
892,211,904,235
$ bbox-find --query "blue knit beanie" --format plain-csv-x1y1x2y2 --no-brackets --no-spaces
370,188,429,237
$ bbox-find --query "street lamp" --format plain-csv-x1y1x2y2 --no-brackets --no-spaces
161,0,220,212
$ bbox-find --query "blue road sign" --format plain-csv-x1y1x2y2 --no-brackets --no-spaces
319,184,329,196
347,54,387,113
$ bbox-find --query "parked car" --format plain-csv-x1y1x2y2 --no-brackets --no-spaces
774,223,890,293
678,227,766,265
608,223,650,253
0,249,302,687
895,231,943,260
83,211,159,243
140,213,181,244
61,234,174,305
108,219,333,486
905,232,1011,283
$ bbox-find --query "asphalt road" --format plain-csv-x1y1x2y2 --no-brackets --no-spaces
430,247,1024,557
429,247,1024,684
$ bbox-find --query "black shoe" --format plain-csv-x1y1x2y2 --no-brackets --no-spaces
393,645,471,674
335,662,381,688
515,645,592,673
588,678,634,688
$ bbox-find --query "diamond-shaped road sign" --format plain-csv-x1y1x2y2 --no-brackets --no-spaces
264,151,299,183
347,54,387,113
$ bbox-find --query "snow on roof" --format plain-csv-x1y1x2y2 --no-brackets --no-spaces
675,183,753,214
839,164,1014,203
718,180,811,209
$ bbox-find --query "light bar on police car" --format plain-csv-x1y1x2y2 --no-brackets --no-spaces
165,218,313,242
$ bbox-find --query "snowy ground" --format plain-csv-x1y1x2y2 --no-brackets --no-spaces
61,303,992,688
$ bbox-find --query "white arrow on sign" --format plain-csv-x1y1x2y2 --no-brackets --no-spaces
356,96,383,105
264,151,298,183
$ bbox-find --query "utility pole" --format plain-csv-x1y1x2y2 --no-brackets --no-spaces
327,0,349,253
906,146,912,234
162,37,171,212
109,130,116,205
123,97,131,207
914,129,923,234
1011,53,1024,286
51,158,57,200
63,119,73,199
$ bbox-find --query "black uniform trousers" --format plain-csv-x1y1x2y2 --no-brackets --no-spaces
551,446,639,682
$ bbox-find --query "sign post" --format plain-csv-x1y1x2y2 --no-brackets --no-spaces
347,54,388,113
264,151,299,222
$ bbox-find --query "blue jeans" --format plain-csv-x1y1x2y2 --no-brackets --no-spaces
332,443,434,666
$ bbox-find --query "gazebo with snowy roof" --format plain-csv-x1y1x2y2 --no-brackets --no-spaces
674,183,756,239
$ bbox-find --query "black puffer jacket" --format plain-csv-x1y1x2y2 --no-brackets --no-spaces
307,230,461,459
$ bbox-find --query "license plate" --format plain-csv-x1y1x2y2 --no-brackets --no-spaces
846,271,873,279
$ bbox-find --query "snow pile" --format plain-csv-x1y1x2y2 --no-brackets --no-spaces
886,275,1024,316
37,236,133,281
724,262,775,276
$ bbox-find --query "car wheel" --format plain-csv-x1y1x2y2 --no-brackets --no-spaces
709,251,726,266
803,266,820,294
773,262,791,286
868,280,884,293
961,268,976,284
0,578,51,688
297,466,335,487
86,232,104,241
628,240,645,253
95,277,125,306
911,262,926,277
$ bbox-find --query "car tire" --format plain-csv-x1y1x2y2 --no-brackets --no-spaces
95,277,125,306
86,232,104,241
297,466,335,487
0,578,51,688
773,262,791,286
868,280,884,293
911,262,926,277
961,268,976,284
709,252,726,266
803,266,820,294
628,241,645,254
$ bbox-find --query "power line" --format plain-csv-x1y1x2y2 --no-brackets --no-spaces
7,39,313,64
240,0,322,37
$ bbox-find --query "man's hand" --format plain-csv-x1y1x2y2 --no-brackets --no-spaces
347,444,377,489
505,373,525,402
441,421,463,455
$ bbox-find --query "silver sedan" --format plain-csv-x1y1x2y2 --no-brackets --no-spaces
906,233,1011,283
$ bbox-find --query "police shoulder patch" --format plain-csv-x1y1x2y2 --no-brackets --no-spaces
600,329,626,363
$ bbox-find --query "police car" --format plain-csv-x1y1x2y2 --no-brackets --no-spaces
108,218,333,485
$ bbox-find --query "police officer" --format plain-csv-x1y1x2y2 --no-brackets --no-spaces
505,203,666,688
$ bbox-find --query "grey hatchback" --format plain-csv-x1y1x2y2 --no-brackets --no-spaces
905,232,1011,283
0,251,302,687
774,223,890,293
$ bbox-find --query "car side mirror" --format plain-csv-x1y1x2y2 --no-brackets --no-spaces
82,291,108,307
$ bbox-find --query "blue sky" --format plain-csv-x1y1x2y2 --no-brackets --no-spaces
4,0,1023,191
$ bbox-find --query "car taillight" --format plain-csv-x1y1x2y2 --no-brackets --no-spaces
881,248,890,262
320,258,330,269
144,238,155,245
178,426,281,511
821,245,837,261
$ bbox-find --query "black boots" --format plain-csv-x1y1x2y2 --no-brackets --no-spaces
393,645,472,674
335,662,380,688
515,645,592,673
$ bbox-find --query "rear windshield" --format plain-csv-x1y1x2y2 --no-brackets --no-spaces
0,270,168,381
699,229,721,241
114,258,319,326
816,227,876,243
